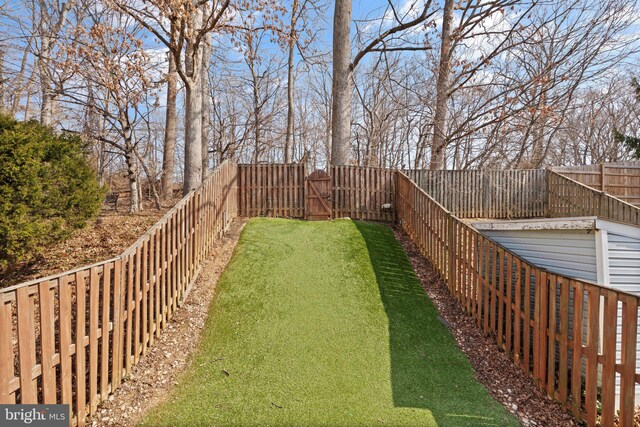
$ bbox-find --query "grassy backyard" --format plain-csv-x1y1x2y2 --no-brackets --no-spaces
140,218,517,426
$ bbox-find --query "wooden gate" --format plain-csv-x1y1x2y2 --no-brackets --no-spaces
306,170,332,220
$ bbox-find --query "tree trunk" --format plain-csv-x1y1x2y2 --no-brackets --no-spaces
330,0,352,166
38,35,56,126
530,91,547,167
429,0,455,170
285,0,299,164
161,51,178,200
184,78,203,194
124,143,140,214
253,102,260,163
183,6,204,195
285,41,295,164
201,17,212,179
0,48,5,113
10,37,32,115
251,65,261,163
40,87,55,125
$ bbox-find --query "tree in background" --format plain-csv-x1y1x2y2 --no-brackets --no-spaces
331,0,436,166
614,78,640,159
0,115,104,271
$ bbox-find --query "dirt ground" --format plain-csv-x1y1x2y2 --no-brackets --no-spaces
0,196,181,288
87,219,245,427
391,224,580,427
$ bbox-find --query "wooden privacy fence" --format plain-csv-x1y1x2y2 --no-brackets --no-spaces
238,164,396,221
405,169,547,219
548,171,640,226
238,163,306,218
331,166,395,221
396,171,640,427
553,162,640,207
0,160,239,427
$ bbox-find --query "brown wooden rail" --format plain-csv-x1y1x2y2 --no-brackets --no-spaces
553,162,640,207
548,170,640,226
0,160,239,427
396,171,639,427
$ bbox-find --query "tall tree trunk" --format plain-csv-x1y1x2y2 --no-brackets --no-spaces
10,36,32,115
530,91,547,167
161,50,178,200
183,6,204,195
251,64,261,163
253,103,260,164
124,142,140,214
24,79,32,119
285,0,299,164
285,41,295,163
0,48,5,114
39,44,55,127
201,32,212,179
330,0,352,166
184,77,203,194
325,115,331,170
429,0,454,170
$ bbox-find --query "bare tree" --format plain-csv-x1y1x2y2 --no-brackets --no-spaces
161,48,178,199
330,0,352,165
429,0,454,169
68,11,160,213
33,0,77,125
331,0,436,166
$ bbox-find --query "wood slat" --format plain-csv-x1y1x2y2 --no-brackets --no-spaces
39,281,56,403
16,286,37,403
0,294,14,404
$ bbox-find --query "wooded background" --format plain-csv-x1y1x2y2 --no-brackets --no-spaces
0,0,639,214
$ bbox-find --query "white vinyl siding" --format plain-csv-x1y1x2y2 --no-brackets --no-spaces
480,229,598,283
607,231,640,405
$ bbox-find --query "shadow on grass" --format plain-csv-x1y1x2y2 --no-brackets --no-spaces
353,220,516,427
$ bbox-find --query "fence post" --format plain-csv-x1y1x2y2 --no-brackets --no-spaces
448,215,455,293
601,163,606,192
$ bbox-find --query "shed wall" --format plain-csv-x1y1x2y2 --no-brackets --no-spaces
607,231,640,403
480,229,597,283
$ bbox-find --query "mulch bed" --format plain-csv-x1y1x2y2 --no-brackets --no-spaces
392,224,579,427
88,219,245,427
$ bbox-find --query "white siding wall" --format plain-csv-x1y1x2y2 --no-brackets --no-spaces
607,231,640,405
481,229,598,283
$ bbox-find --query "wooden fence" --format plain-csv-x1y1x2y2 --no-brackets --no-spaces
405,169,547,219
396,171,640,427
331,166,395,221
553,162,640,207
238,164,396,221
238,163,306,218
0,160,238,427
548,171,640,226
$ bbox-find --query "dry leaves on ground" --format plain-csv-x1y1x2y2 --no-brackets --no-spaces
1,197,180,288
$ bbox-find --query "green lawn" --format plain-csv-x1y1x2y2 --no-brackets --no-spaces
140,219,517,426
